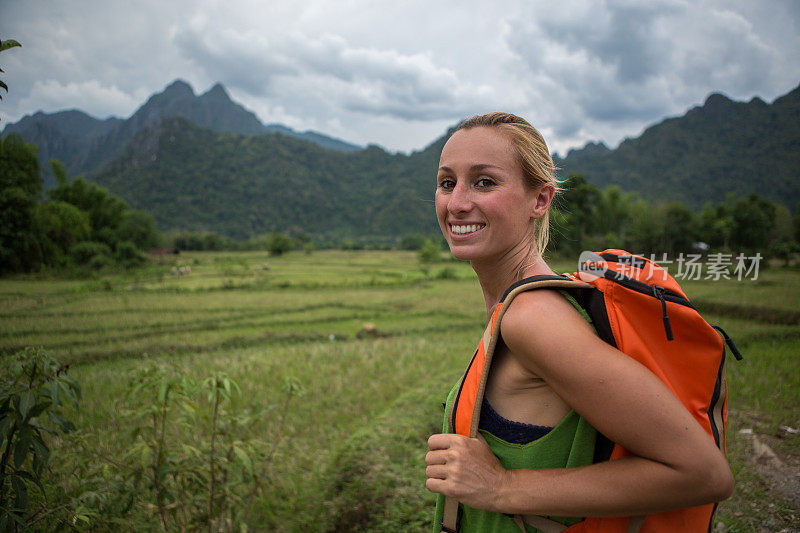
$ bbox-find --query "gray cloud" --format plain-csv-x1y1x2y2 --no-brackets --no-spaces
173,28,300,97
173,25,497,121
505,0,800,152
539,2,674,84
1,0,798,154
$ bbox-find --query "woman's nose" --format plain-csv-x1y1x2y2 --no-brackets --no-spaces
447,183,472,214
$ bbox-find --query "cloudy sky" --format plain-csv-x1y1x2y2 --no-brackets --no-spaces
1,0,799,155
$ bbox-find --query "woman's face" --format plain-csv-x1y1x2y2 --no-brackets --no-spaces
435,126,544,263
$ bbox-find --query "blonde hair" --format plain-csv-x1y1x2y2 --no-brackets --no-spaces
455,112,559,259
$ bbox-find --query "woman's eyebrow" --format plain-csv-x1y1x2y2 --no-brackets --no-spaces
438,163,503,172
471,163,502,172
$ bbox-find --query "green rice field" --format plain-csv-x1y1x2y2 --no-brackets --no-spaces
1,250,798,531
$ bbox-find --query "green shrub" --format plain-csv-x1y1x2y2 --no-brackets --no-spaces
115,210,159,251
418,239,441,263
400,234,427,251
267,233,295,255
435,266,457,279
87,254,113,271
77,366,305,530
340,239,365,251
69,241,112,266
114,240,145,268
0,347,81,530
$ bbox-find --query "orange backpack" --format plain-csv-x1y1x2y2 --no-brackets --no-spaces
442,249,742,533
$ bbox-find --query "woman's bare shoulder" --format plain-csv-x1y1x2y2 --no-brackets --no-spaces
499,289,599,365
496,287,640,405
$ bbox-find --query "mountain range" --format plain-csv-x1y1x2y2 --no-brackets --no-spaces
555,86,800,209
2,79,798,239
3,79,362,183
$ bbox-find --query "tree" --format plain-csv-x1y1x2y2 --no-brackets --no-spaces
35,200,91,266
115,240,146,269
399,234,428,251
0,142,162,273
0,134,43,273
47,160,129,245
0,135,40,196
266,233,295,255
624,200,665,255
698,202,733,249
174,233,205,251
624,202,698,255
794,208,800,243
662,202,698,254
554,174,599,254
769,204,794,243
592,185,635,237
768,240,799,267
730,194,776,253
116,210,159,250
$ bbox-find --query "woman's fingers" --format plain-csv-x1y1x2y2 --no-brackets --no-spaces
427,432,464,450
425,464,448,479
425,449,447,465
425,476,448,494
425,432,509,511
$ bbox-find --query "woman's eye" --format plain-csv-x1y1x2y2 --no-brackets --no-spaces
438,178,455,190
476,178,495,188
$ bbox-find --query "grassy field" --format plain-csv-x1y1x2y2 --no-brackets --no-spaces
1,250,798,531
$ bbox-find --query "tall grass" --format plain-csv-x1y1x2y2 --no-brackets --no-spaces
0,250,797,531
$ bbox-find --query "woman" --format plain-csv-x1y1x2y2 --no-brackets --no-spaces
424,113,733,532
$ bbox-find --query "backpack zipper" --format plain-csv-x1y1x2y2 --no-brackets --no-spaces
712,325,744,361
603,271,693,341
604,270,694,307
653,285,674,341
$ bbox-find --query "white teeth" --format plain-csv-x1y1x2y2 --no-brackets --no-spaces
451,224,484,234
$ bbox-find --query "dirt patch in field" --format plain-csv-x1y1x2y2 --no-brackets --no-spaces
743,430,800,509
732,426,800,532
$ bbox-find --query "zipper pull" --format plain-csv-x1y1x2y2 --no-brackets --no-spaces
653,285,674,341
712,325,744,361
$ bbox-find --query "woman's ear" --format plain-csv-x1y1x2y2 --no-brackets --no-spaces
530,182,556,220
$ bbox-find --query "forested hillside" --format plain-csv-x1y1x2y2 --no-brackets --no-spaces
95,117,439,240
5,81,799,241
92,85,800,240
556,84,800,208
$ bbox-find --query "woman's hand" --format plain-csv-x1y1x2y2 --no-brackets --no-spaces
425,432,509,512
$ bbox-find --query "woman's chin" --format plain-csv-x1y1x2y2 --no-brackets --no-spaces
447,245,479,262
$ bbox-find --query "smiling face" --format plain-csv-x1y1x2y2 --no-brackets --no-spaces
435,126,546,264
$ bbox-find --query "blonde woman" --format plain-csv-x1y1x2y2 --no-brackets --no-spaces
425,113,733,532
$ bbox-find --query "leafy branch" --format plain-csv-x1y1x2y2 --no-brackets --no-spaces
0,39,21,119
0,347,80,531
114,365,300,530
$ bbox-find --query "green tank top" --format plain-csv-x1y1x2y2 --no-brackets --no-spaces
432,292,598,533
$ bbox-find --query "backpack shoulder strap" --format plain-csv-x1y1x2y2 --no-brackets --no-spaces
441,275,593,533
448,275,592,438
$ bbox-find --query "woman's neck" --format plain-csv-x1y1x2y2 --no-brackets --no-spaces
471,246,557,319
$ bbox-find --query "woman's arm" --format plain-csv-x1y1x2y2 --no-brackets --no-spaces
425,289,734,517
